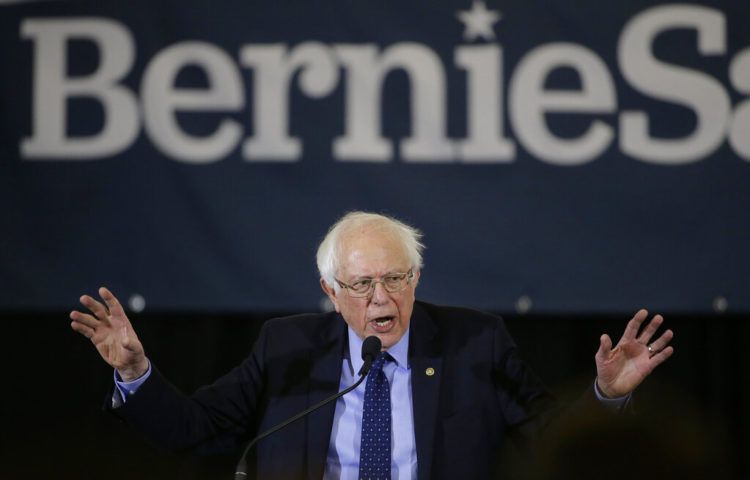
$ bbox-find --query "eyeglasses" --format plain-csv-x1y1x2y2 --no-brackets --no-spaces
335,269,415,298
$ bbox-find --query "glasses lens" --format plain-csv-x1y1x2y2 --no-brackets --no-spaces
383,274,406,292
343,271,412,297
349,280,372,297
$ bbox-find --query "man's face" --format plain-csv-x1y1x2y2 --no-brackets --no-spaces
321,229,419,350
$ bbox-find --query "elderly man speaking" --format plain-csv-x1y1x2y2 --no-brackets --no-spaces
70,211,674,480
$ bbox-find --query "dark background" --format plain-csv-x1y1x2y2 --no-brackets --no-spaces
4,309,747,479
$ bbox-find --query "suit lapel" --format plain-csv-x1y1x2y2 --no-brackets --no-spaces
305,314,347,480
409,303,442,480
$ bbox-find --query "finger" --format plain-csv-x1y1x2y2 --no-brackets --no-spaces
620,309,648,342
80,295,111,324
648,329,674,353
70,310,100,329
121,325,145,354
649,345,674,367
637,314,664,344
596,334,613,359
70,320,95,339
99,287,126,318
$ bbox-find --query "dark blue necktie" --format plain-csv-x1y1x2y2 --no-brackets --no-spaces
359,352,391,480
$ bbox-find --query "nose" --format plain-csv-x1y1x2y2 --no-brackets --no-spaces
369,280,390,305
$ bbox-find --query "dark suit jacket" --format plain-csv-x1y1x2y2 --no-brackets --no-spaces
113,301,560,479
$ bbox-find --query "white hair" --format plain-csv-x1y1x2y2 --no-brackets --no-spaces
316,211,424,288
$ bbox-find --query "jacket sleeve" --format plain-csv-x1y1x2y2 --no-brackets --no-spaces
492,318,629,451
491,317,561,450
106,321,270,454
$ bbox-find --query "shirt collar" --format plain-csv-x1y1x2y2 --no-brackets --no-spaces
347,325,410,373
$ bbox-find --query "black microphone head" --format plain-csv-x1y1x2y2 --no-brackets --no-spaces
361,336,382,362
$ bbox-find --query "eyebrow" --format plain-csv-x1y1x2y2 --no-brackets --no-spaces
348,270,408,281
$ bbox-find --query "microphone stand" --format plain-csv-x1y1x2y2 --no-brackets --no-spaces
233,362,372,479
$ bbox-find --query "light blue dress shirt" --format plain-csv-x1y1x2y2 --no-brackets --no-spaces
112,361,151,407
323,327,417,480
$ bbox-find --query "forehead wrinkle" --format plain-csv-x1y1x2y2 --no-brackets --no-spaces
337,228,409,279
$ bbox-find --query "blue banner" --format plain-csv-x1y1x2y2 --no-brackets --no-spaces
1,0,748,313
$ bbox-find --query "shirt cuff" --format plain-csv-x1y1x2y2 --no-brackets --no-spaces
112,360,151,406
593,379,631,410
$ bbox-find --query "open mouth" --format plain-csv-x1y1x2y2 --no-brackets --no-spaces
370,315,395,332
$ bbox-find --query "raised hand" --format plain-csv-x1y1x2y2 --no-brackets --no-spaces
595,309,674,398
70,287,149,381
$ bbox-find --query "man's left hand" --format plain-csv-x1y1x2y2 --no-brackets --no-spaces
595,309,674,398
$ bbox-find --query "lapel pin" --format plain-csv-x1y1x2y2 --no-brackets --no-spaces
425,367,435,376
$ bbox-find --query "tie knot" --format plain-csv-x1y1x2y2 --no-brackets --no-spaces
370,351,390,373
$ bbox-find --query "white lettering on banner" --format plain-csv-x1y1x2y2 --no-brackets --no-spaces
509,43,616,165
21,18,139,159
333,44,454,162
142,42,244,163
240,43,338,161
18,4,750,164
455,45,515,162
728,48,750,160
618,5,730,164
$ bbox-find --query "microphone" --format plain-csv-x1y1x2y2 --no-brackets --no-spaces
233,335,382,479
358,335,382,376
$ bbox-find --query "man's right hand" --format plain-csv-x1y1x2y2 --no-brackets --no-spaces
70,287,149,382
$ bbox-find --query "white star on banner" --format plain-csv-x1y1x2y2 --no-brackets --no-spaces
456,0,501,41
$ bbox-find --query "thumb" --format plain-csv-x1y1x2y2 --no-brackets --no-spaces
597,334,613,358
121,325,132,350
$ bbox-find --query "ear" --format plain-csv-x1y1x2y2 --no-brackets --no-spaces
412,269,421,287
320,278,341,312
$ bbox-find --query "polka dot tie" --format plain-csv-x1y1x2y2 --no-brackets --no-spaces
358,352,391,480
